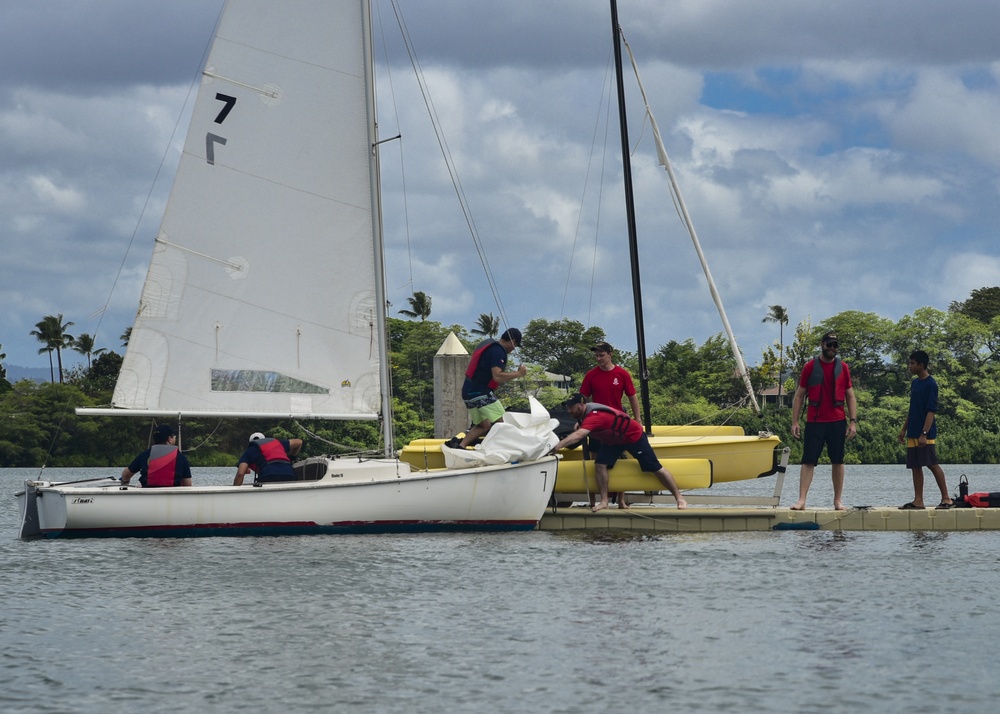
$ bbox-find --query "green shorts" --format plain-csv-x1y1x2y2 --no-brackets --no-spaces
469,400,505,425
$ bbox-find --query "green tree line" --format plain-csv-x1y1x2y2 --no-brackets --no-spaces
3,288,1000,467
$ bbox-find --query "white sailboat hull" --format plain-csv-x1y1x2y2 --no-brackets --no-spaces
18,456,558,539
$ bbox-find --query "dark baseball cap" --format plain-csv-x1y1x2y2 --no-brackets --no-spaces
500,328,522,346
153,424,175,440
562,393,587,408
592,342,613,353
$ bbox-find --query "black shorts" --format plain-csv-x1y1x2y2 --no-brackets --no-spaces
595,433,662,472
801,420,847,465
906,444,939,469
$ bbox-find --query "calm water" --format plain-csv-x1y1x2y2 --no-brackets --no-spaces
3,464,1000,713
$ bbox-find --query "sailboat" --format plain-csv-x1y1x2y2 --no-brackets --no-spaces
542,1,789,497
402,2,787,501
17,0,558,539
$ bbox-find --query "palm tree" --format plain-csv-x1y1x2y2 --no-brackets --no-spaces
120,326,132,348
30,314,75,383
762,305,790,404
472,312,500,338
73,333,107,369
30,322,56,382
0,343,7,383
398,291,432,321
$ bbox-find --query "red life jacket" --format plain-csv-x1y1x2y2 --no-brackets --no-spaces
581,403,637,445
965,492,1000,508
807,357,847,408
147,444,178,487
465,340,501,390
256,438,291,468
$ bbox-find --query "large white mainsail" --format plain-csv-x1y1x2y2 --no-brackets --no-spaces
100,0,385,420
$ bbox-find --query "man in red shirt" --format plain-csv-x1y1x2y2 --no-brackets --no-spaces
580,342,640,418
789,331,858,510
579,341,640,508
548,393,687,512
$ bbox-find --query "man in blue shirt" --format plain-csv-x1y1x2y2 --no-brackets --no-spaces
233,432,304,485
897,350,953,509
445,328,527,449
121,424,192,487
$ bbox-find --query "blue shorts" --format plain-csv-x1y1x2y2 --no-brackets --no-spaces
802,420,847,465
596,433,662,472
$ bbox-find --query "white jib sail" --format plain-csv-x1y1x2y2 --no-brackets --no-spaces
109,0,382,419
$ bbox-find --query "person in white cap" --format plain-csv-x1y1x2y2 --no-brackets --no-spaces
233,432,303,485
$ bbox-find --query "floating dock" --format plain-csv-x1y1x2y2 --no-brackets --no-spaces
539,505,1000,532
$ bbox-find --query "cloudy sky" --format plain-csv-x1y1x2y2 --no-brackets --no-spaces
2,0,1000,375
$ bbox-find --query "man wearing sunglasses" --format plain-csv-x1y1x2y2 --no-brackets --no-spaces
789,331,858,510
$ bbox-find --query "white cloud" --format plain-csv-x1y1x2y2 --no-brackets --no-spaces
29,175,85,212
3,0,1000,371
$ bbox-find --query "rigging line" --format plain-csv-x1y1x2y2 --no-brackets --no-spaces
39,415,68,474
292,420,370,453
373,0,415,289
92,4,224,347
618,28,760,414
388,0,508,322
590,72,614,330
559,45,611,317
176,419,224,453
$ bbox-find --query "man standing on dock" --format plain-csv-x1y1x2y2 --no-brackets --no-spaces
579,341,640,509
897,350,953,510
790,331,857,510
548,393,687,512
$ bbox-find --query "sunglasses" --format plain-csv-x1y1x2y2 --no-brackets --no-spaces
824,341,839,349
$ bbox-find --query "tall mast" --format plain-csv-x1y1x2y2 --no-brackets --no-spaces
610,0,652,433
362,0,394,456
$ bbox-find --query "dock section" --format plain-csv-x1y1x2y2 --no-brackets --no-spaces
539,506,1000,532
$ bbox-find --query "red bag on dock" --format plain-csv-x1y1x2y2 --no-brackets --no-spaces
964,492,1000,508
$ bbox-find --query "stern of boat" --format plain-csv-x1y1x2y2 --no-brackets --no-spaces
16,480,43,539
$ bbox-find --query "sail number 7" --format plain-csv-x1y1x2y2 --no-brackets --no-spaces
206,93,237,165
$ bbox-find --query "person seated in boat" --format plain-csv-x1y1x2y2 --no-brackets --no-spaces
233,432,304,485
444,328,527,449
121,424,192,488
547,393,687,512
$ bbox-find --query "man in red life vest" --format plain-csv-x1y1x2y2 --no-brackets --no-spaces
233,432,304,485
548,393,687,512
121,424,192,487
789,331,858,511
445,328,527,449
579,341,640,509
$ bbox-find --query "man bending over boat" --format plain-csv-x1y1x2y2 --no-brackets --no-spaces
547,393,687,512
444,328,527,449
121,424,192,487
233,432,304,485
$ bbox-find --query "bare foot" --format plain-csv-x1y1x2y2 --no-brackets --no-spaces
676,497,688,510
834,501,846,511
591,502,609,513
789,503,806,511
617,500,630,510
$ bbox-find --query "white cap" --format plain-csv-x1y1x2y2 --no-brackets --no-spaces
249,432,265,444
